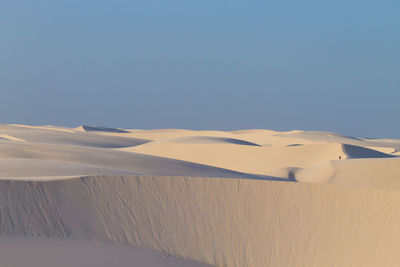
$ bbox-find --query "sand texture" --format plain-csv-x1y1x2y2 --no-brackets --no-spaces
1,124,400,266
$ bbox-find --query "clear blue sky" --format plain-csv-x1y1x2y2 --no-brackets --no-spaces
1,0,399,137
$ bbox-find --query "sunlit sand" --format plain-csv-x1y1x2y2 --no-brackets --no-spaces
1,124,400,266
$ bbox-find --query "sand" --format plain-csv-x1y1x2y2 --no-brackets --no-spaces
0,124,399,266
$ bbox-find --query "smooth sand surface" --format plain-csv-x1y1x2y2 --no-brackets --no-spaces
0,124,400,266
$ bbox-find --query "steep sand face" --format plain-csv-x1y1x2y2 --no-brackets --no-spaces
1,124,400,266
0,237,210,267
2,175,400,267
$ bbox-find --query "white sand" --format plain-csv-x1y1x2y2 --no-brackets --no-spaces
0,124,400,266
0,237,209,267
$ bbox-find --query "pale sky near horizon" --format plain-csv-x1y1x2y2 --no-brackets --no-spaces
1,1,399,138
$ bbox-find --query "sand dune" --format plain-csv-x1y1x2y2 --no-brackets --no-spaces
342,144,395,158
127,141,347,175
0,158,135,179
0,124,399,266
296,158,400,190
0,141,265,179
10,124,76,133
0,237,210,267
0,134,26,142
75,125,131,133
0,125,149,148
127,140,396,176
2,175,400,267
162,136,262,146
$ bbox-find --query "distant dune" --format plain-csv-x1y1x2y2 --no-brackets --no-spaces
75,125,131,133
0,124,400,266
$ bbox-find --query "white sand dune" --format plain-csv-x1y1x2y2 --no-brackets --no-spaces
0,158,135,179
162,135,262,146
0,141,266,179
296,157,400,190
2,175,400,267
10,124,76,133
126,141,346,175
75,125,131,133
0,124,399,266
126,140,396,177
0,237,209,267
0,125,149,148
0,134,26,142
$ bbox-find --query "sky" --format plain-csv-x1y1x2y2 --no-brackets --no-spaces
0,0,399,138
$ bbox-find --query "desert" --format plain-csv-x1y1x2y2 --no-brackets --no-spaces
1,124,400,266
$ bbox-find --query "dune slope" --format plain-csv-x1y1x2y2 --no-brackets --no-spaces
1,175,400,266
